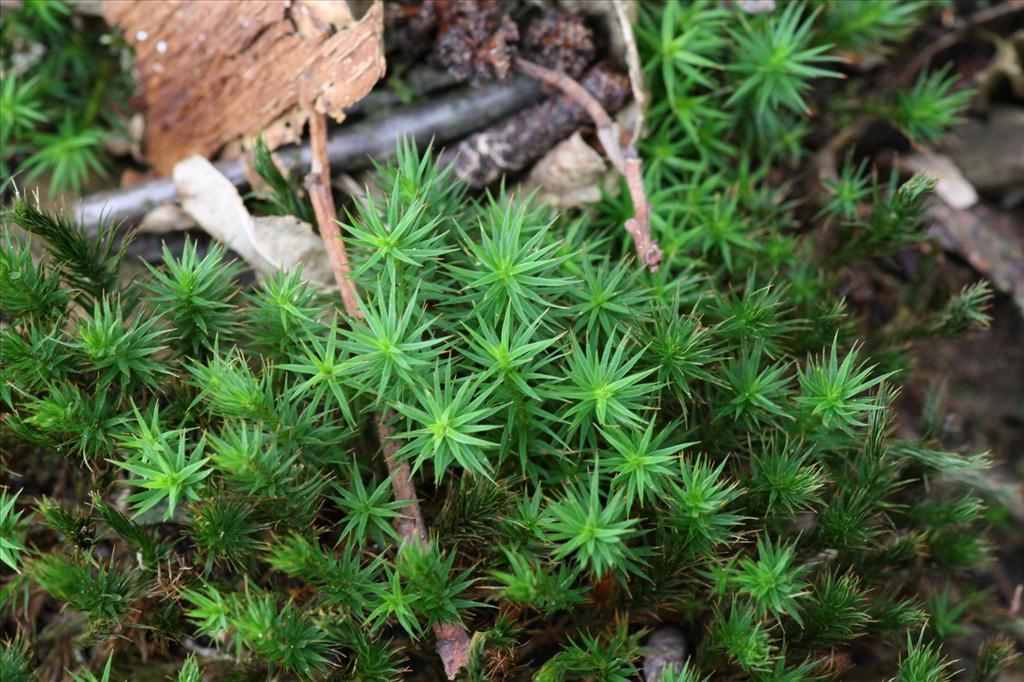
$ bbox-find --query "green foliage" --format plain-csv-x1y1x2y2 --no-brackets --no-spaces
0,3,1006,677
665,456,743,558
67,654,113,682
395,361,499,482
0,229,69,321
0,489,29,571
72,297,169,392
20,115,108,196
491,548,585,615
732,537,809,624
973,637,1018,682
707,601,776,672
7,197,126,301
115,406,212,519
816,0,924,55
541,463,646,579
727,4,841,122
1,0,131,195
331,463,405,545
562,333,659,446
0,637,33,682
797,337,893,434
175,655,204,682
536,621,640,682
186,497,263,573
249,136,315,224
143,241,243,358
889,66,972,145
892,631,957,682
27,553,136,628
799,570,870,649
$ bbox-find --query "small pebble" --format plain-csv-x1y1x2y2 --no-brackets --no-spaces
643,627,687,681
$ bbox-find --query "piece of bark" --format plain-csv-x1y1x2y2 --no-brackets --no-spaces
433,0,519,86
440,61,630,187
101,0,385,175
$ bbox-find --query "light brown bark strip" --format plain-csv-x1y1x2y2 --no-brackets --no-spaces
102,0,385,175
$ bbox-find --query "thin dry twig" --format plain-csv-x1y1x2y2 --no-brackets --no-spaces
612,0,646,146
516,56,661,271
304,108,361,318
303,108,471,680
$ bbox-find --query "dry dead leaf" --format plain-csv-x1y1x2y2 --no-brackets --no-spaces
525,131,609,207
103,0,385,174
927,201,1024,317
946,106,1024,199
173,156,333,286
903,152,978,210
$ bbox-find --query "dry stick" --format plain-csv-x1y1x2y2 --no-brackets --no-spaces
305,111,361,319
515,57,662,271
74,77,543,232
303,108,471,681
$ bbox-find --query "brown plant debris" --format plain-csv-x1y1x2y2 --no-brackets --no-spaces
385,1,597,83
102,0,385,175
75,77,543,232
440,61,630,187
433,0,520,86
522,8,596,79
927,201,1024,317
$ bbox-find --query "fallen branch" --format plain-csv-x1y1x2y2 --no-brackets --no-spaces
304,108,471,680
515,57,661,271
75,77,543,232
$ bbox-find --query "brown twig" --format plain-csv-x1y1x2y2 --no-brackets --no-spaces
515,57,661,271
303,108,471,680
305,111,362,319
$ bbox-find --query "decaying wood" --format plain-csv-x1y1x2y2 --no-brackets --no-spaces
304,110,472,680
440,61,630,187
102,0,385,174
74,77,543,232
